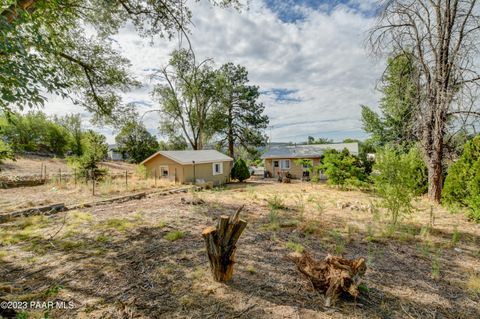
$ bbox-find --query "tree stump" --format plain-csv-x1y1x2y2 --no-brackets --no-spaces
202,205,247,282
291,251,367,307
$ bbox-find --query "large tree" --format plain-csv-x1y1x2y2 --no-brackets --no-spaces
0,0,237,121
153,49,219,150
214,63,269,158
55,113,83,156
368,0,480,202
361,53,419,149
115,120,159,163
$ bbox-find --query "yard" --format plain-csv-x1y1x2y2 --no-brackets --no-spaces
0,181,479,318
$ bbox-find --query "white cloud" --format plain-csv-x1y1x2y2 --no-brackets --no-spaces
43,0,384,144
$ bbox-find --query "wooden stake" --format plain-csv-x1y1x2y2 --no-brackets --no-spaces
125,170,128,190
202,205,247,282
92,169,95,196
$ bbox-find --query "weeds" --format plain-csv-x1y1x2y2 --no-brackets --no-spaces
467,273,480,295
102,218,133,231
267,194,286,210
264,209,280,231
164,230,184,241
328,230,346,255
299,220,320,235
451,226,461,246
431,253,441,279
286,241,305,253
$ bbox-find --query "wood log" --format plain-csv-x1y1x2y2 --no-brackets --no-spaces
291,251,366,307
202,205,247,282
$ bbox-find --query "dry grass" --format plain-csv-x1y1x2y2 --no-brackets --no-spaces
0,181,478,318
0,154,135,178
0,176,176,214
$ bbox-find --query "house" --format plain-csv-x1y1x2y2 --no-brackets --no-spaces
106,144,126,161
261,143,359,179
140,150,233,185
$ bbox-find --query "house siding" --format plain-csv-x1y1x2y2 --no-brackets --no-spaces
264,158,321,179
143,154,231,185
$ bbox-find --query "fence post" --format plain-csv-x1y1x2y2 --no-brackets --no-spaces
74,168,77,187
44,165,47,183
92,169,95,196
125,170,128,190
41,163,43,180
155,168,157,187
59,168,62,185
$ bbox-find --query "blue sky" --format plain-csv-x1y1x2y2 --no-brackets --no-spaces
43,0,385,144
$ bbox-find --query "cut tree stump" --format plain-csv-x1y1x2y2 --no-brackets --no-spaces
291,251,367,307
202,205,247,282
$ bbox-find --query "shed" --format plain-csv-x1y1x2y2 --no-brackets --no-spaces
140,150,233,185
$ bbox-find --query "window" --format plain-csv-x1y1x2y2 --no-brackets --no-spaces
273,161,279,168
212,162,223,175
302,160,312,169
280,159,290,169
160,166,168,177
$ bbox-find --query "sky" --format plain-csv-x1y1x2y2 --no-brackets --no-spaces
43,0,386,144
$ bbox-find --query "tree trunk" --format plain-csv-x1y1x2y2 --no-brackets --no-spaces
228,106,234,158
428,156,443,202
426,101,446,203
202,206,247,282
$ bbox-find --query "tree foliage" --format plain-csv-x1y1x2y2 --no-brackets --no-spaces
115,119,159,163
371,146,427,225
306,136,333,144
75,130,108,178
0,140,14,164
0,0,238,121
443,136,480,222
214,63,268,158
368,1,480,202
361,53,418,149
0,111,71,155
55,113,83,156
319,149,366,187
153,49,219,150
231,158,250,182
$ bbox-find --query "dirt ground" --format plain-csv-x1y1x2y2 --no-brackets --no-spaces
0,181,479,318
0,155,134,179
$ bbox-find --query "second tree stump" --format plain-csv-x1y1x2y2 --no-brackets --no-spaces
202,206,247,282
291,251,367,307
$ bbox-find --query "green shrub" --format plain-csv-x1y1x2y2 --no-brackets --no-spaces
164,230,184,241
135,164,148,179
231,158,250,182
371,146,426,225
443,136,480,222
0,140,14,164
319,149,367,187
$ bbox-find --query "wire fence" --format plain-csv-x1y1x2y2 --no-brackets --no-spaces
1,163,175,195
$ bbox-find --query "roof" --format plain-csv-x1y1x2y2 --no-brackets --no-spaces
261,143,359,159
141,150,233,165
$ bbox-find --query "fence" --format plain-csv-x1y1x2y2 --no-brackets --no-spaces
1,163,175,195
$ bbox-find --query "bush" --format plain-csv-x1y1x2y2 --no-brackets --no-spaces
371,146,427,225
231,158,250,182
319,149,367,187
0,140,14,164
73,130,109,179
443,136,480,222
135,164,148,180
